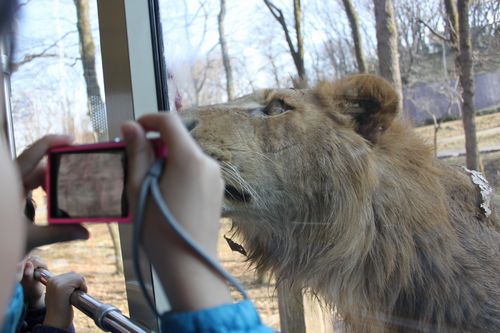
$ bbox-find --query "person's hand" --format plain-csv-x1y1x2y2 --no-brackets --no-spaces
121,112,231,311
20,256,47,309
43,272,87,331
16,135,89,252
17,134,72,194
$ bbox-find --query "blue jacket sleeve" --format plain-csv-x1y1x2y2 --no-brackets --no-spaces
30,325,74,333
160,300,274,333
18,307,75,333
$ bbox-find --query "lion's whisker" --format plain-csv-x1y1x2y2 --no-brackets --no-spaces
220,161,263,207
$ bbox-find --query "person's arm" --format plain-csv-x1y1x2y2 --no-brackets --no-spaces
160,300,273,333
16,135,89,253
21,256,47,311
0,134,88,322
18,256,47,332
40,272,85,333
123,113,273,332
123,113,231,311
21,308,75,333
19,263,79,333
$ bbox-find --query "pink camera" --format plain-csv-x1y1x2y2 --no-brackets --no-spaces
46,139,167,224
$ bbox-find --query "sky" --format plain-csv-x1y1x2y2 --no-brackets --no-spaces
12,0,102,151
159,0,378,95
9,0,377,150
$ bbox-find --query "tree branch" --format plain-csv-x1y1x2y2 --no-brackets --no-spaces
12,53,59,71
12,30,77,72
263,0,297,56
418,19,450,43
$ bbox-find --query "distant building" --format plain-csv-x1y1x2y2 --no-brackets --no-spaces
403,71,500,126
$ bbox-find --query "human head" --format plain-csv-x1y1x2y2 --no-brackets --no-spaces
0,0,24,318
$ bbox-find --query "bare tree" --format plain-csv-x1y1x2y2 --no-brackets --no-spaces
470,0,499,50
218,0,234,101
341,0,367,73
323,37,357,79
373,0,403,112
74,0,123,273
267,52,282,88
396,0,442,85
178,0,215,106
442,0,480,170
12,31,79,72
469,0,499,73
457,0,480,170
263,0,306,85
444,0,459,49
74,0,106,140
308,0,373,81
191,45,219,106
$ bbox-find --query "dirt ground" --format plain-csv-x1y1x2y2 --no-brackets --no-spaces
31,219,280,332
30,112,500,332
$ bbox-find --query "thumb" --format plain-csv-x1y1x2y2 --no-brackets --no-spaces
121,121,153,208
25,224,89,253
24,261,34,278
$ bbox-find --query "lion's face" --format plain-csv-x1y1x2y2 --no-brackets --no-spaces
182,75,397,233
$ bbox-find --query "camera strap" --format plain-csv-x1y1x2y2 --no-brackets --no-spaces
132,159,249,318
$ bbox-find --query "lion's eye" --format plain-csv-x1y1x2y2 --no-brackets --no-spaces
264,99,293,116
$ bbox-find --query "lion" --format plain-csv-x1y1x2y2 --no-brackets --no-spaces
181,74,500,332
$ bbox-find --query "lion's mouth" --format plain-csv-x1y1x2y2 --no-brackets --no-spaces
224,185,252,203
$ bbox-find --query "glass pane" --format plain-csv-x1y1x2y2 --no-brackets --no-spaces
158,1,500,332
159,0,281,330
11,1,127,332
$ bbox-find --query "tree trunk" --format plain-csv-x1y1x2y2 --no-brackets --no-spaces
107,224,123,274
293,0,306,82
74,0,123,272
218,0,234,101
74,0,106,140
263,0,307,86
342,0,367,73
457,0,480,170
373,0,403,112
444,0,459,50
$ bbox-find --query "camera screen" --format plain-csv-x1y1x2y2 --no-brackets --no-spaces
50,149,127,219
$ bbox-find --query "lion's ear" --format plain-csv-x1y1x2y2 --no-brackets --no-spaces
316,74,400,143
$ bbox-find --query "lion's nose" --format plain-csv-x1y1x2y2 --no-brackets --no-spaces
183,119,199,132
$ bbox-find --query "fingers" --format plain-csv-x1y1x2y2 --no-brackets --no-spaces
23,256,48,280
17,134,73,177
121,121,153,200
25,224,89,254
27,256,48,270
21,162,46,193
137,113,202,160
23,260,34,278
49,272,87,293
78,275,88,293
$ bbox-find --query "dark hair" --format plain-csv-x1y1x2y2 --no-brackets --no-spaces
24,197,36,222
0,0,19,70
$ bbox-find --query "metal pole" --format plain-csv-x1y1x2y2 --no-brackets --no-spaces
34,268,149,333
